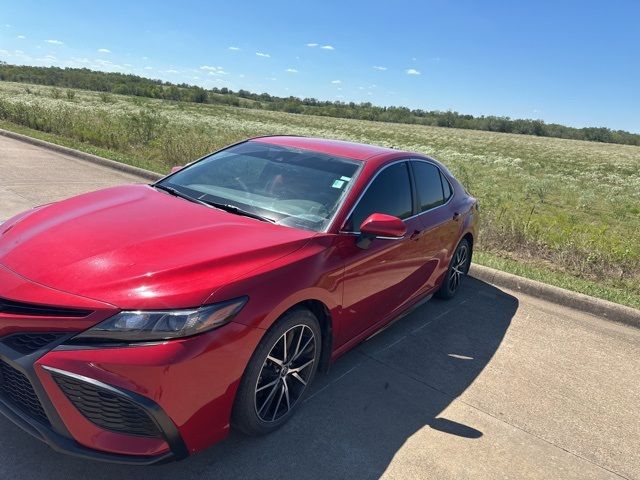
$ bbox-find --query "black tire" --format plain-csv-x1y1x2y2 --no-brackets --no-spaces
435,238,471,300
232,308,322,436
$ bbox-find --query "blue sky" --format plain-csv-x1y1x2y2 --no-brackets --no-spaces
1,0,639,132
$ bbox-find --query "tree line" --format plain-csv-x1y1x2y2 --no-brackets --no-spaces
1,62,638,146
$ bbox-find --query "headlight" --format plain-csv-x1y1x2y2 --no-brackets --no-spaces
69,297,248,343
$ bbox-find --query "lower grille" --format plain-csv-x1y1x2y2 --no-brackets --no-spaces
52,374,161,438
1,332,68,355
0,360,49,425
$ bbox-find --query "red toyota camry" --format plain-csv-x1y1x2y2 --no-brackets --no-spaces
0,136,478,463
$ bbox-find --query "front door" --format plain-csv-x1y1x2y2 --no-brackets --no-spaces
337,161,428,345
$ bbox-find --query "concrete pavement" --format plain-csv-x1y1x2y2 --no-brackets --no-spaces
0,134,145,220
0,133,639,479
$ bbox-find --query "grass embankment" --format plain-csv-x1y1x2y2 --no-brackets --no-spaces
1,81,638,309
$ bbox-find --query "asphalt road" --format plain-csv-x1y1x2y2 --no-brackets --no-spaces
1,133,639,479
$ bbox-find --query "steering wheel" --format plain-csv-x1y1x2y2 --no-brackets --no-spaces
232,176,250,193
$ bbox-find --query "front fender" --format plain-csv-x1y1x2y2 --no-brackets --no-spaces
207,235,342,331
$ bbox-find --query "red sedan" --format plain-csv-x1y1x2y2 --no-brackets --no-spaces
0,136,478,463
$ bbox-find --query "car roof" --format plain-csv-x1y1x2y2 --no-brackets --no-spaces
250,136,407,162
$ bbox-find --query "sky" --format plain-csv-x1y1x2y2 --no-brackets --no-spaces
1,0,639,133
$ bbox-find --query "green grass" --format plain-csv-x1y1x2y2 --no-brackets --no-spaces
0,120,156,171
474,252,639,308
1,81,639,310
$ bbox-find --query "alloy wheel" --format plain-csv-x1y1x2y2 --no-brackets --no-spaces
448,244,469,293
254,324,316,422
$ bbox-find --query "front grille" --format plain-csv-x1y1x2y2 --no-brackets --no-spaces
52,374,161,438
0,360,49,425
1,332,68,354
0,297,91,318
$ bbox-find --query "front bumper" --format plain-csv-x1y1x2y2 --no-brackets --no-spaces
0,279,265,463
0,321,263,463
0,332,185,464
0,264,263,462
0,366,179,465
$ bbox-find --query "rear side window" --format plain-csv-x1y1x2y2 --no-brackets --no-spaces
412,161,445,212
345,162,412,231
441,172,453,201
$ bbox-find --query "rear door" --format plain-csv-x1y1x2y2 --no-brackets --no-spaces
409,160,459,294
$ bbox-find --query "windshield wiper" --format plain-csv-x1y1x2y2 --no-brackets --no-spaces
153,184,275,223
203,201,276,223
152,184,214,209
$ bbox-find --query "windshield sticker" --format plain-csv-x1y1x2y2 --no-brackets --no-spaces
340,176,351,182
332,179,345,189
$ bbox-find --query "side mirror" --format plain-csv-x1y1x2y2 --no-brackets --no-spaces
357,213,407,249
170,165,184,174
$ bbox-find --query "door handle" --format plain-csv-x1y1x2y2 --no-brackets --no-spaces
452,212,461,221
410,229,422,240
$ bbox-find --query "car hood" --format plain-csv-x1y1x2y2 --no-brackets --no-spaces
0,185,316,309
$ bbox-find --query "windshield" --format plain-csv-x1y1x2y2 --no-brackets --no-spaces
159,141,362,232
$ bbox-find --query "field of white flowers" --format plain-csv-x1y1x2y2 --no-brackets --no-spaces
1,81,638,307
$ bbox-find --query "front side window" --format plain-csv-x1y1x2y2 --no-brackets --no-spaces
412,161,446,212
344,162,412,232
160,141,361,232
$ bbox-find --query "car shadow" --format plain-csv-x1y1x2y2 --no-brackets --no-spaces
0,278,517,480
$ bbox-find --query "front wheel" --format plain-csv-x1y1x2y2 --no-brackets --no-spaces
435,238,471,300
232,308,321,436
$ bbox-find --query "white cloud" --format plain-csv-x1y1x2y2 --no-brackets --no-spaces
331,80,341,84
285,68,298,73
255,52,270,58
0,49,8,55
45,39,63,45
306,43,318,47
406,68,421,75
320,45,334,50
372,66,387,71
97,48,110,53
228,46,240,51
123,63,132,67
142,56,148,60
200,65,228,75
144,66,153,70
266,76,277,81
165,69,179,74
44,54,56,60
16,35,26,39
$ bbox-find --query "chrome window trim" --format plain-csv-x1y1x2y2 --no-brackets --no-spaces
337,158,455,234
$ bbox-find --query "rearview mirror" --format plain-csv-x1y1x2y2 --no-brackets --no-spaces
170,165,184,174
357,213,407,249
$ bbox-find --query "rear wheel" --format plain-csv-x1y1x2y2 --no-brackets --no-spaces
435,238,471,300
232,308,321,436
